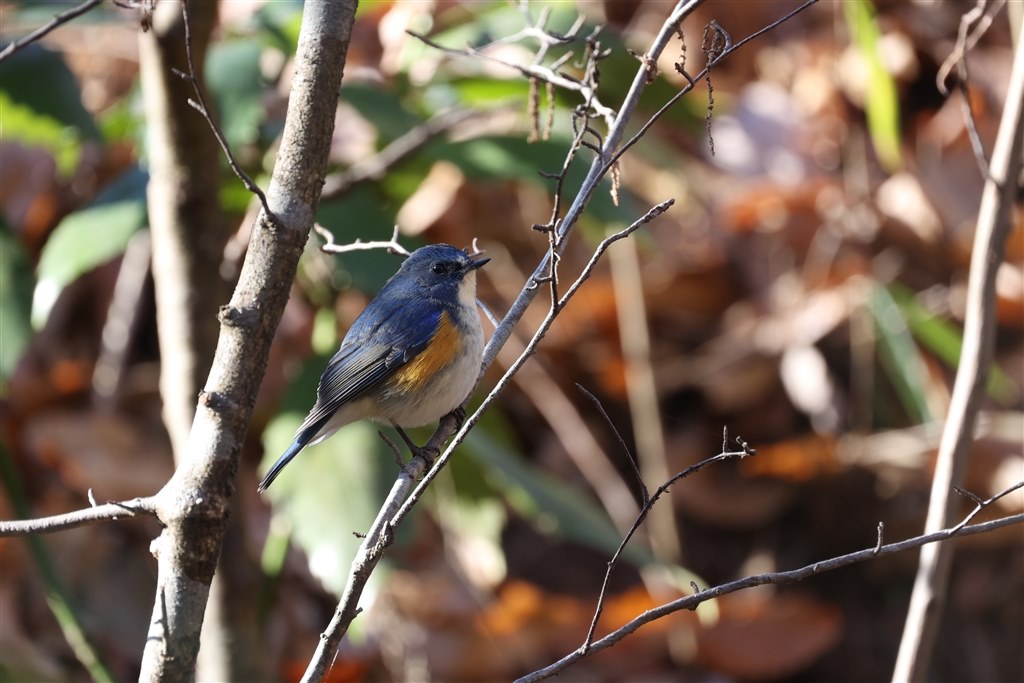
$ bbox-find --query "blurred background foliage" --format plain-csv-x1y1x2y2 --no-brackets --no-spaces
1,1,1022,681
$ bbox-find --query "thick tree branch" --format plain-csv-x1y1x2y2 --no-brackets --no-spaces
139,1,267,679
134,2,359,681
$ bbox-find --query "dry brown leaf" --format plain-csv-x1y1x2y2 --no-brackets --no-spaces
696,591,843,680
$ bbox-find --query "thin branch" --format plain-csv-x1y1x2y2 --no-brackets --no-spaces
0,497,158,537
951,480,1023,532
607,0,820,174
478,0,707,375
175,0,275,224
300,410,463,683
581,441,754,653
0,0,104,63
893,27,1024,682
408,22,617,129
313,224,410,256
576,383,649,506
519,487,1024,683
936,0,1005,178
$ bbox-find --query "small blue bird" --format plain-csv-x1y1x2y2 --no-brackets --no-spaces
258,244,489,493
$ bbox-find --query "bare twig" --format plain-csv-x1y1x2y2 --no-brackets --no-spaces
608,0,819,174
893,29,1024,683
0,497,158,536
576,383,649,506
300,410,463,683
936,0,1006,178
174,1,275,224
519,485,1024,683
408,13,616,128
313,224,410,256
0,0,104,63
951,481,1023,532
581,440,755,653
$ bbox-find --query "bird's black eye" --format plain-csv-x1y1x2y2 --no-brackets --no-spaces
431,261,452,275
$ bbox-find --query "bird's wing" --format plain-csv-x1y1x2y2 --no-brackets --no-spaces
293,297,443,436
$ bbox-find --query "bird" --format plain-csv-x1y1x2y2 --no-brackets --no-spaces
257,243,489,493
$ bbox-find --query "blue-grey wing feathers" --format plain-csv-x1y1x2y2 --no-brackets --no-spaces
256,299,443,492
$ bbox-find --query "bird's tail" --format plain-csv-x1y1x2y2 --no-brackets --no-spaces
257,421,322,493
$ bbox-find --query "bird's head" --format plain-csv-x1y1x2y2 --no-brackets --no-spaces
393,244,489,306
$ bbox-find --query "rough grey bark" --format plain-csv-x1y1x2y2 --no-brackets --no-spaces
138,1,270,679
136,1,359,680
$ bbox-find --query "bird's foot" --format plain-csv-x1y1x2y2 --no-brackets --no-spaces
393,424,440,464
449,405,467,429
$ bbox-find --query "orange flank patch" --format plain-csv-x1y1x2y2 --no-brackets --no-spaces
391,311,461,391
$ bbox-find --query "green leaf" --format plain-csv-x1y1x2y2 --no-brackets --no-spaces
205,38,265,149
435,477,508,586
254,1,304,56
869,283,931,424
0,219,34,390
260,357,405,605
889,283,1018,404
0,91,82,176
844,0,902,172
464,428,646,562
0,44,100,141
33,169,148,328
341,83,423,143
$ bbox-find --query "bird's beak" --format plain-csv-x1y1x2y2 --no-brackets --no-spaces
468,256,490,270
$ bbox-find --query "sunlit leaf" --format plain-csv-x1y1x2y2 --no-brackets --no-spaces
254,0,304,56
844,0,902,172
890,283,1018,404
341,83,423,143
0,92,82,176
869,283,931,424
260,357,407,616
205,38,265,149
32,169,149,328
0,44,100,141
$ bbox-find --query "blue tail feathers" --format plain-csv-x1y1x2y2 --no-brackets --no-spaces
258,420,324,493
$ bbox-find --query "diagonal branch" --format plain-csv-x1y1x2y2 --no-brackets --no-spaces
0,0,104,63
